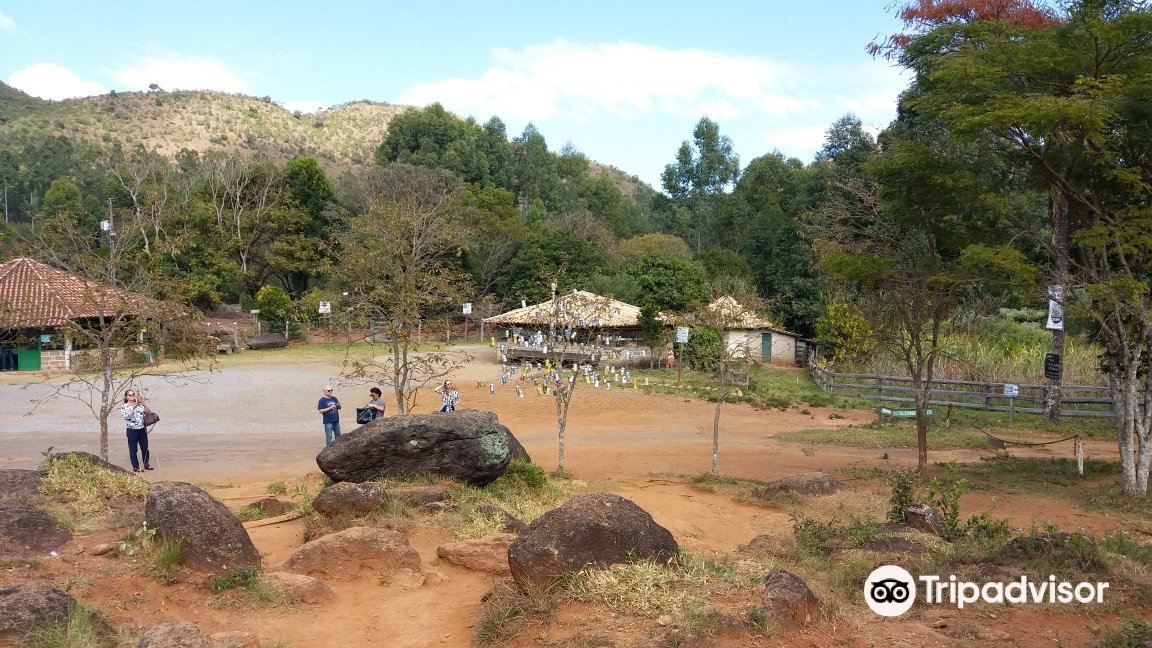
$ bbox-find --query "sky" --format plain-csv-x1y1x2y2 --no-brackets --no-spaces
0,1,910,186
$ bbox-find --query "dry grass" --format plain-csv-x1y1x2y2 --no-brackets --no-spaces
564,553,766,617
39,453,149,520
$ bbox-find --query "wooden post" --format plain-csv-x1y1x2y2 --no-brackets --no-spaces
1009,397,1016,427
877,377,884,399
1075,437,1084,475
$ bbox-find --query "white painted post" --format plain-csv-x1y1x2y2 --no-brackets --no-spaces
1076,437,1084,475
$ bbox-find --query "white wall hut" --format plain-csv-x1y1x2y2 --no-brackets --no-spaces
707,296,801,366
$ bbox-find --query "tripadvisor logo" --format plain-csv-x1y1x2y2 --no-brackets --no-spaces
864,565,1110,616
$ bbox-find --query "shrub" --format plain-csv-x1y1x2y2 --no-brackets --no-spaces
886,468,917,524
20,605,111,648
682,326,721,372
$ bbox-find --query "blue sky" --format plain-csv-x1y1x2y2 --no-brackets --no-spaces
0,1,909,186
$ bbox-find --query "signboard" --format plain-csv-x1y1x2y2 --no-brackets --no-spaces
880,408,934,418
675,326,690,344
1003,383,1019,398
1044,353,1062,380
462,302,472,315
249,309,260,315
318,301,331,315
1046,285,1064,330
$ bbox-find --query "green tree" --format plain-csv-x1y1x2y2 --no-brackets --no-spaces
498,230,604,304
284,156,335,228
254,284,293,327
661,117,740,251
624,252,708,312
375,104,489,184
903,0,1152,494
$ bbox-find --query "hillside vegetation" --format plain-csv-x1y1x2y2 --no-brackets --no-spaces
0,82,650,196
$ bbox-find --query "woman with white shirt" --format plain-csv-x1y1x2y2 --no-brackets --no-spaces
121,389,153,472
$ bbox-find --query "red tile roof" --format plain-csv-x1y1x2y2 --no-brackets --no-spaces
0,257,145,328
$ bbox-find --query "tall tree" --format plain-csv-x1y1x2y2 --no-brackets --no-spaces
335,164,473,413
904,0,1152,494
660,117,740,251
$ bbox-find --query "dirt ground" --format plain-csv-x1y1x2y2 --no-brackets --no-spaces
1,344,1146,647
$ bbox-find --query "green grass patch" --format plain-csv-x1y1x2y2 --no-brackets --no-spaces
441,461,575,539
264,481,287,495
632,366,868,410
216,340,449,367
39,453,149,519
1101,533,1152,568
1091,619,1152,648
210,566,291,609
20,605,112,648
776,422,988,450
236,505,269,522
475,579,564,647
145,537,186,583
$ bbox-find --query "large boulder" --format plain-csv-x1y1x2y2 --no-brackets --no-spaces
311,482,390,516
762,472,843,496
507,493,679,590
758,569,821,629
437,533,516,575
0,584,75,640
0,500,72,557
316,410,522,486
137,622,213,648
507,434,532,464
245,333,288,350
282,527,420,579
144,482,260,574
0,469,44,499
261,571,337,605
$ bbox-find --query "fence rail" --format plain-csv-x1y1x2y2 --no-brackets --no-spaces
808,356,1115,419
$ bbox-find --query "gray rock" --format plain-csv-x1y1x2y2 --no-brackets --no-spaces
0,469,44,499
245,333,288,350
759,568,820,629
137,622,213,648
389,485,451,509
282,526,420,579
508,493,679,590
316,409,523,486
437,533,516,575
312,482,389,516
144,481,259,574
903,503,942,535
0,500,72,557
763,472,843,495
0,583,75,640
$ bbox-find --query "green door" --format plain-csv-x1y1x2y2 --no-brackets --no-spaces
16,344,41,371
761,332,772,363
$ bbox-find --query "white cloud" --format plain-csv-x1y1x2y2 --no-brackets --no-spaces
111,56,249,93
0,10,14,30
283,100,327,113
7,63,105,99
400,40,810,123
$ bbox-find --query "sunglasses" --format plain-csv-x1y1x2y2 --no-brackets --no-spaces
126,392,136,396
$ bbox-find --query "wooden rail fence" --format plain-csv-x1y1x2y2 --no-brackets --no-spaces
808,356,1115,419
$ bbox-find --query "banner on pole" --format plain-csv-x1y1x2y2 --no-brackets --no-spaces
1046,285,1064,330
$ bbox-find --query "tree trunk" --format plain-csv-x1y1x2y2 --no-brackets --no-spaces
1112,369,1140,495
1045,188,1070,422
101,357,114,461
915,393,929,474
712,363,727,475
556,398,567,475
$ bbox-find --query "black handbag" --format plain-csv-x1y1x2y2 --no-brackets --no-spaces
143,411,160,428
355,408,375,424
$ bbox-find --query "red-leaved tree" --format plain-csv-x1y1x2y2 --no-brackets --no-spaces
868,0,1059,58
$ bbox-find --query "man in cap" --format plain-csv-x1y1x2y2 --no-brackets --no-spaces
317,385,342,446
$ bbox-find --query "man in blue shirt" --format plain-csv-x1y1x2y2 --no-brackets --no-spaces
317,385,342,446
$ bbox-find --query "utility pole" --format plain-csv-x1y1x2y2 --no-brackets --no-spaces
3,174,8,224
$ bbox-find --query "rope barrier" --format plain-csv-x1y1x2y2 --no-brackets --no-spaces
981,431,1079,448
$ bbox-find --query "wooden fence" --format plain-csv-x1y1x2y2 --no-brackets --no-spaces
808,356,1115,419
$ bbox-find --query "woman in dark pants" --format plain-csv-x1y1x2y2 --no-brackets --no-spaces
121,389,153,472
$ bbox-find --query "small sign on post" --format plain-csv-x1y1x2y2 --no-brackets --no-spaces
1046,285,1065,330
675,326,690,344
1003,383,1019,398
462,303,472,315
318,301,331,315
1044,353,1063,380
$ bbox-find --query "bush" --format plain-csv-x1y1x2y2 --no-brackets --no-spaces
814,302,873,362
682,326,721,372
886,468,917,524
40,453,149,519
20,605,111,648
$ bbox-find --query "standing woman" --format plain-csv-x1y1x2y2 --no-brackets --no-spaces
434,380,460,413
121,389,153,472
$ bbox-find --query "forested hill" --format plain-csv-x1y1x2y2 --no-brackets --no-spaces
0,83,650,196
